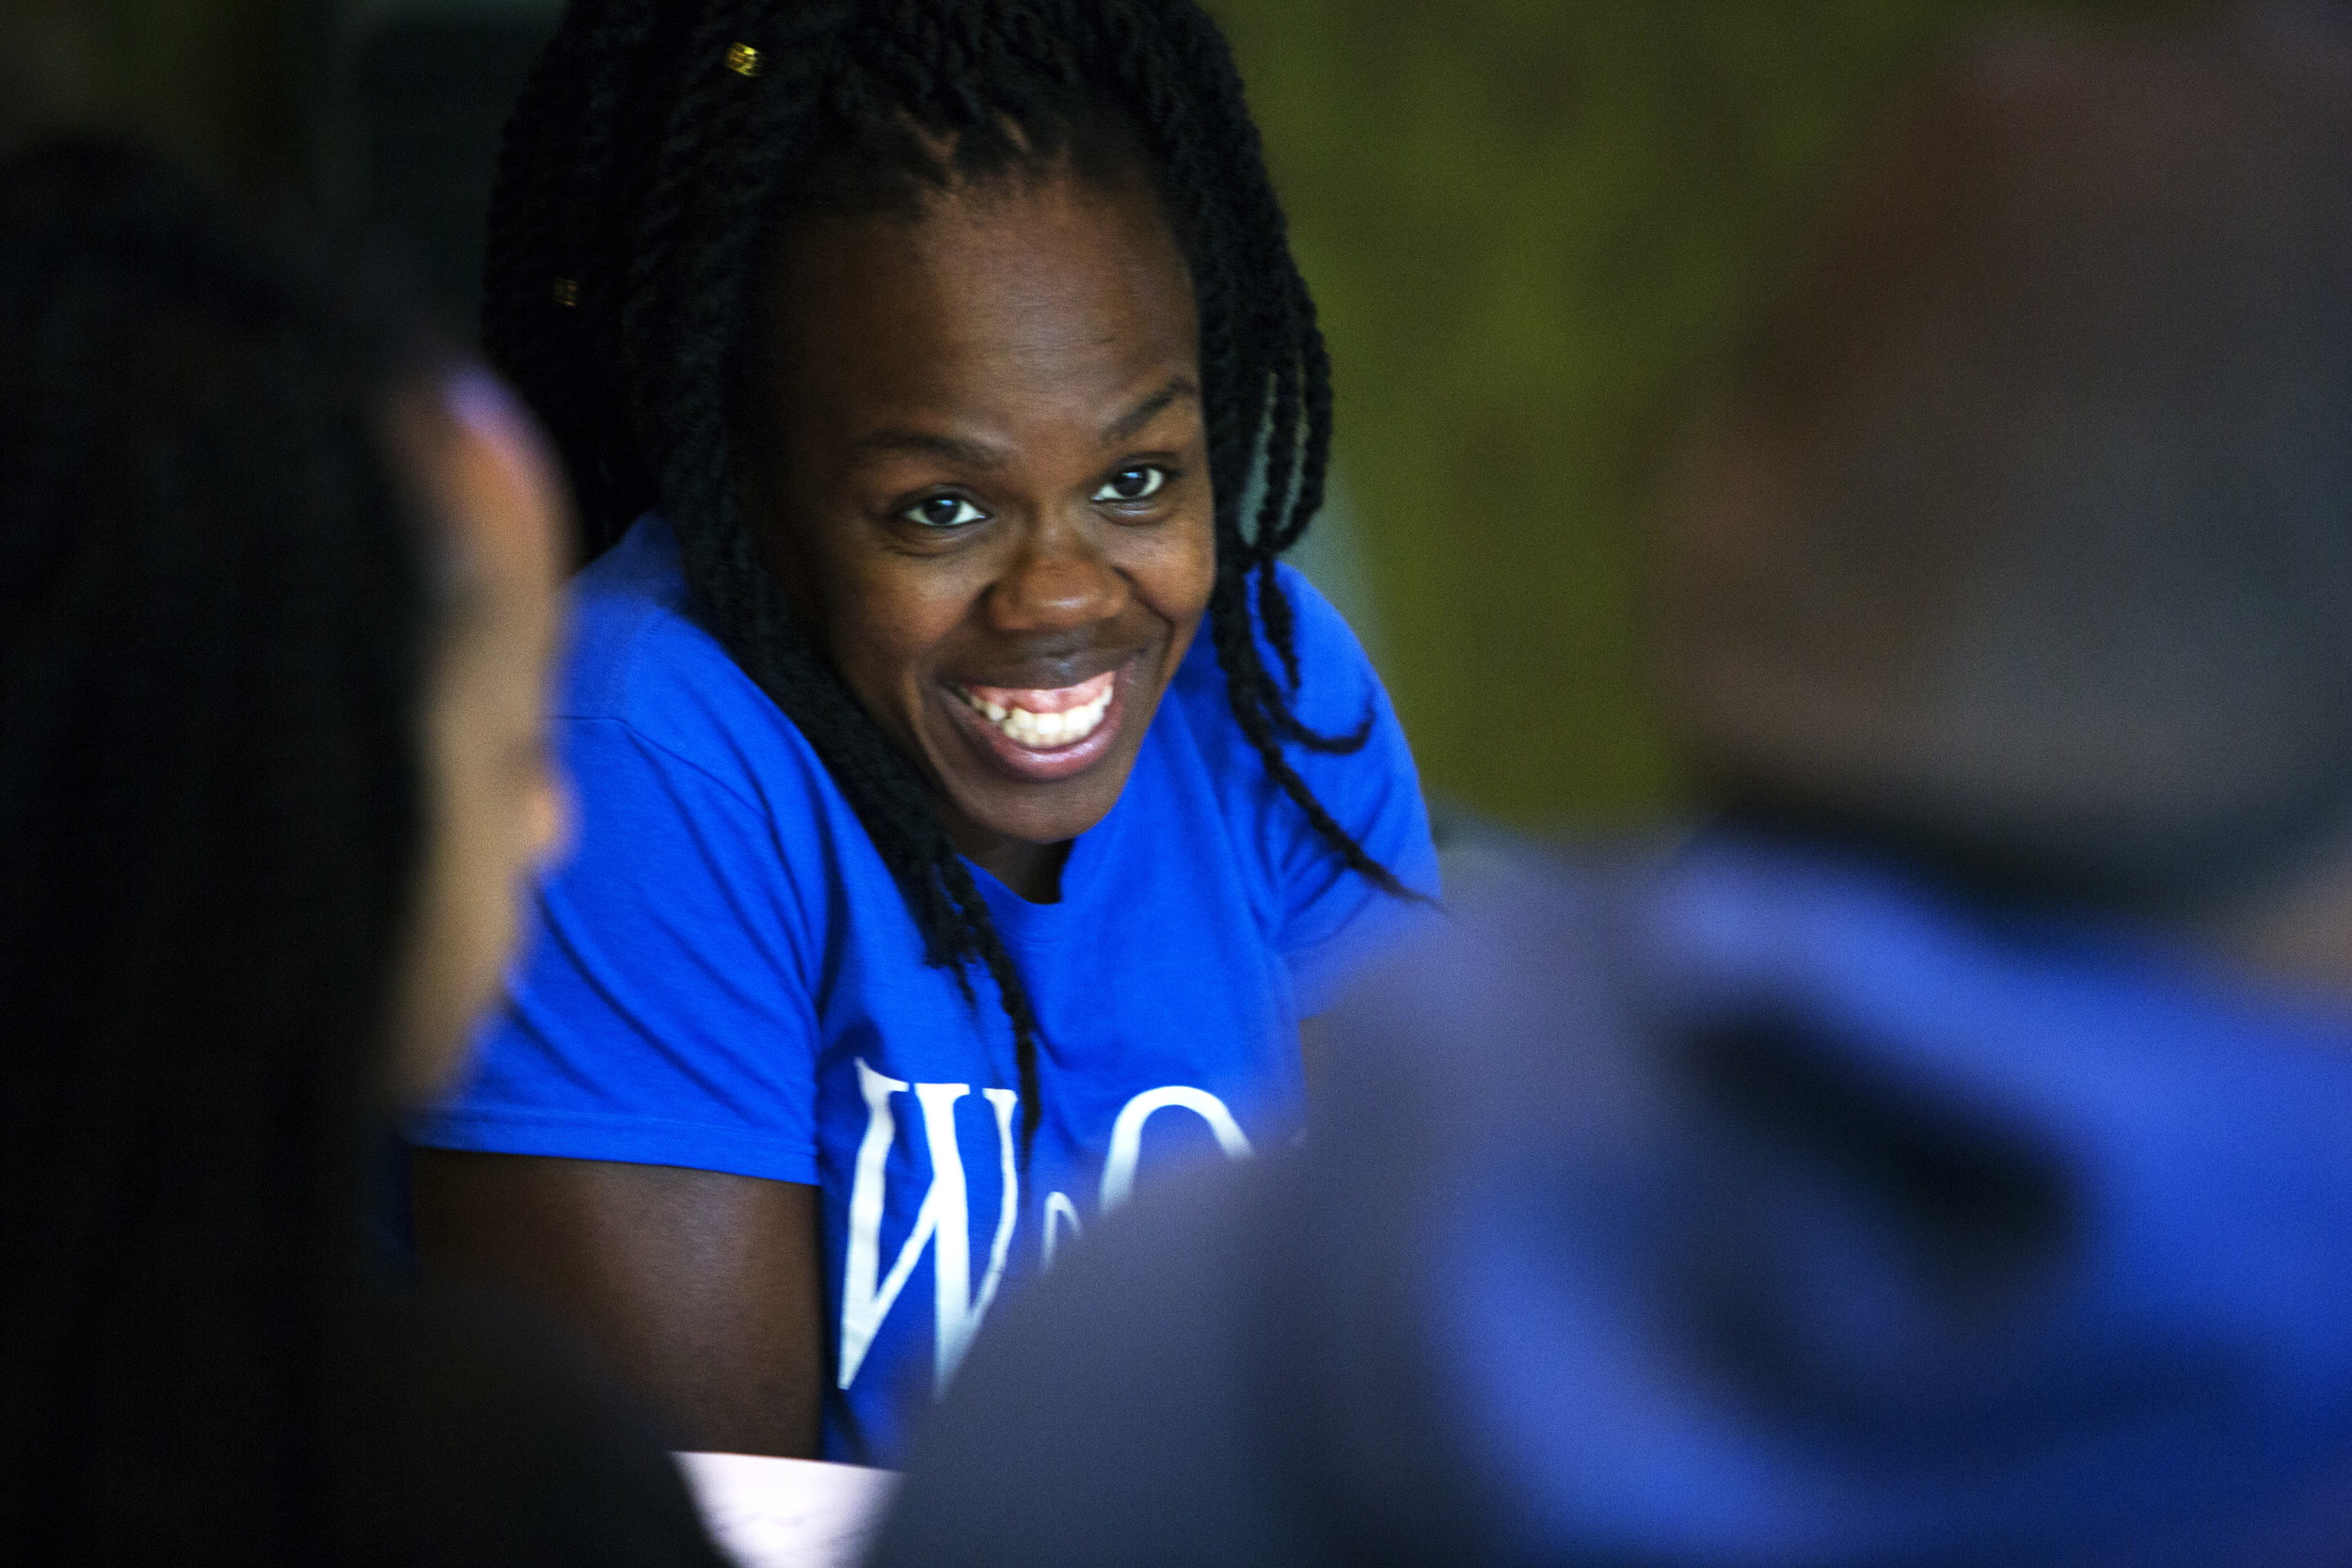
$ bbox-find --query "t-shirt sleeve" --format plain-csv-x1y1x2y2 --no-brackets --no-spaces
405,714,821,1186
1256,566,1442,1018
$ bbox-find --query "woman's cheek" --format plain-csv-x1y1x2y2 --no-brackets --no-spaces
1141,507,1216,619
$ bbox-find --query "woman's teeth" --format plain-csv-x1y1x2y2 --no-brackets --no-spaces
957,677,1115,750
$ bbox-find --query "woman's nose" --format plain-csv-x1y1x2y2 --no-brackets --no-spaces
986,517,1127,634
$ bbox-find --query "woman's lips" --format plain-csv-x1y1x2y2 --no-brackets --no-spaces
947,661,1132,782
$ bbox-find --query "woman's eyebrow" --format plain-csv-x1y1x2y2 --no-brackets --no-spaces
846,378,1200,468
849,428,1006,467
1100,376,1199,447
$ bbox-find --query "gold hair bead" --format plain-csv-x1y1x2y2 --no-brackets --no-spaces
725,41,762,77
550,277,580,308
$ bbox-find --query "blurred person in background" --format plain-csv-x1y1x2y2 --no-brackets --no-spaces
406,0,1437,1468
871,10,2352,1566
0,139,726,1565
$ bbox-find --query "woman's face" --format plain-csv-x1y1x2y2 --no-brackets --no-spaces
393,372,572,1101
749,166,1215,882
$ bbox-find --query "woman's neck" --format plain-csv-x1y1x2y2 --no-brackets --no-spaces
948,819,1071,904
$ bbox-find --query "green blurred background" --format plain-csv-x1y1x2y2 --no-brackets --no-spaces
2,0,2189,832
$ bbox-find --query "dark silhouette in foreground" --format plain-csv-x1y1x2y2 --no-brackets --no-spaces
0,140,726,1566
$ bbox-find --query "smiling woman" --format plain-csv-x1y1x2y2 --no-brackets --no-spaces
405,0,1439,1469
750,171,1216,896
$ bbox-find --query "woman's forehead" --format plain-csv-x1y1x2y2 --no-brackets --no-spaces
763,169,1199,405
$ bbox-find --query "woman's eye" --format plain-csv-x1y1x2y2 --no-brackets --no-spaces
1092,466,1168,504
901,494,988,530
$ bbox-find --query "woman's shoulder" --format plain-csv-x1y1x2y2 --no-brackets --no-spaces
561,516,746,722
556,516,832,814
1164,562,1411,822
1159,561,1439,992
1166,561,1384,738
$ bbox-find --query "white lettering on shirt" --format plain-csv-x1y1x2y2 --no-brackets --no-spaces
838,1075,1253,1394
837,1060,1019,1395
1099,1085,1254,1213
1041,1190,1084,1272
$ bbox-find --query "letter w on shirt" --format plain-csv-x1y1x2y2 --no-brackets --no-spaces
838,1059,1019,1397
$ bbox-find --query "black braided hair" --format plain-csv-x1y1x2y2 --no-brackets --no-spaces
0,139,442,1560
483,0,1422,1157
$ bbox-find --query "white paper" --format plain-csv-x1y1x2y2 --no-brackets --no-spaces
674,1450,900,1568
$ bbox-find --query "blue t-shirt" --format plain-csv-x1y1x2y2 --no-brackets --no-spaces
408,515,1438,1464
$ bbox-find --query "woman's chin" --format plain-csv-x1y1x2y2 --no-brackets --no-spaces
923,662,1166,847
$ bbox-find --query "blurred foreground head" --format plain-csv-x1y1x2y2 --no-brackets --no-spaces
0,140,565,1559
1667,8,2352,911
874,15,2352,1568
